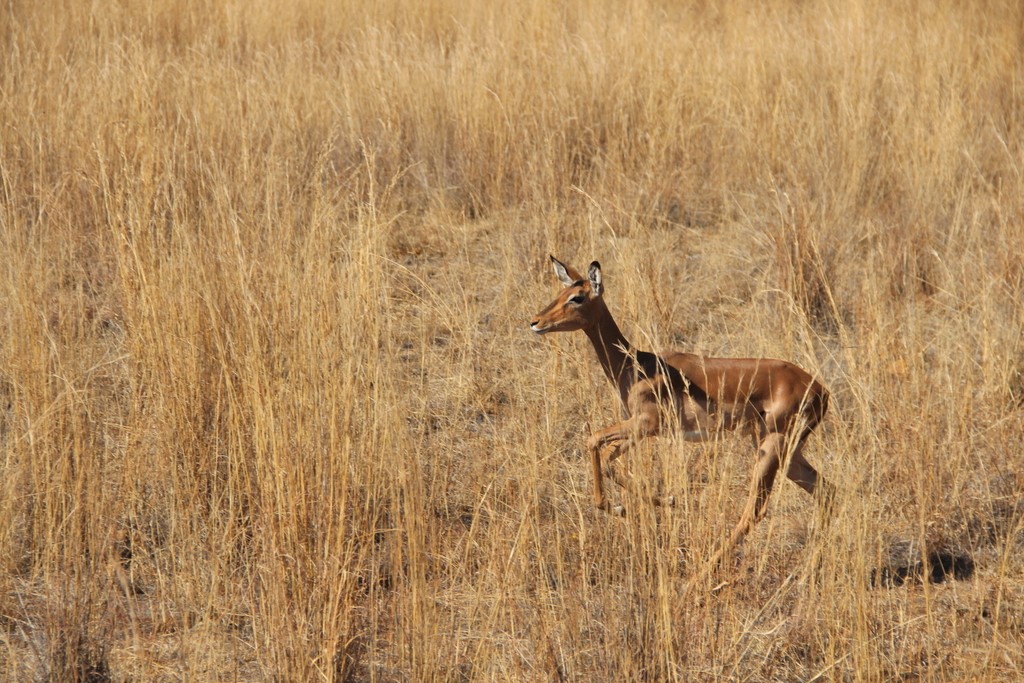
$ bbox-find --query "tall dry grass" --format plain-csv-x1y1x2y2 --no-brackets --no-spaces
2,0,1023,680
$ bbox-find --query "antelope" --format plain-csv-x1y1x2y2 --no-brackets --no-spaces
530,256,833,568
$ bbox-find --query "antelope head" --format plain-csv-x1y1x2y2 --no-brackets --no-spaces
530,256,604,334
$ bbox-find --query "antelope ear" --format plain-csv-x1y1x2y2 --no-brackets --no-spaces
550,256,582,286
588,261,603,296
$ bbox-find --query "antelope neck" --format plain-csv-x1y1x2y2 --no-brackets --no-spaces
583,302,635,392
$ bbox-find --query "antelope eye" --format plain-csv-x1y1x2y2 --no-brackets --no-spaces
568,293,586,305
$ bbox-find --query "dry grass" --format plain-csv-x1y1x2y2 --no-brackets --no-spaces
2,0,1024,680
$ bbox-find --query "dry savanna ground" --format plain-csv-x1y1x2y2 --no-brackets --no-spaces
2,0,1024,680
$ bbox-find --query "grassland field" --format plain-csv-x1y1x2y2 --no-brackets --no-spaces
2,0,1024,680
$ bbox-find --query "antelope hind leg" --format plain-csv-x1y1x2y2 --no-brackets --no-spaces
785,441,837,526
703,433,784,572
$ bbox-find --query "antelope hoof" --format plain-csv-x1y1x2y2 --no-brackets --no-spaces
598,500,626,517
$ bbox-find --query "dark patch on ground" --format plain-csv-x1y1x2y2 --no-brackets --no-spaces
871,546,975,588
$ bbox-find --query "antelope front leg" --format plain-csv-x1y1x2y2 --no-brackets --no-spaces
587,433,610,511
586,428,628,513
585,404,666,514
